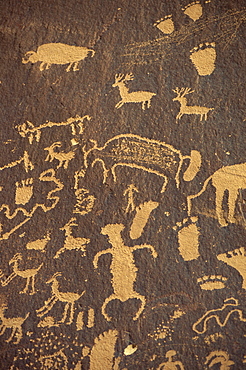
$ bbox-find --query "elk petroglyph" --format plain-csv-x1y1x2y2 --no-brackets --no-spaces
22,43,95,72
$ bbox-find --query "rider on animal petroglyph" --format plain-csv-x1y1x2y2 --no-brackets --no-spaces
93,223,157,321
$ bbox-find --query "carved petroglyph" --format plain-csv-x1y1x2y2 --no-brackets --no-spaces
0,151,34,173
87,307,95,328
192,298,246,334
0,253,43,294
124,344,138,356
183,2,203,21
74,170,86,189
190,42,216,76
73,188,96,215
157,350,185,370
83,134,201,193
173,217,200,261
39,349,68,370
172,87,214,121
89,329,118,370
26,232,50,251
76,307,95,330
124,184,139,213
54,218,90,258
0,303,29,344
36,272,85,324
187,163,246,226
22,43,95,72
217,247,246,289
15,178,33,205
148,308,185,341
94,223,157,321
44,142,75,169
205,351,235,369
37,316,59,328
154,15,175,34
197,275,227,290
130,200,159,240
17,115,91,144
112,73,156,110
76,311,84,331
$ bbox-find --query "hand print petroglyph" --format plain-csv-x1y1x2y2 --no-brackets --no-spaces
217,247,246,289
22,43,95,72
44,142,76,169
154,15,175,34
15,178,33,205
172,88,214,121
173,217,200,261
197,275,227,290
54,218,90,258
130,200,159,240
73,188,96,215
17,115,90,144
192,298,246,334
190,42,216,76
204,351,235,369
83,134,201,193
0,151,34,173
0,253,43,295
94,223,157,321
112,73,156,110
0,302,29,344
187,163,246,226
36,272,85,325
182,2,203,21
157,350,184,370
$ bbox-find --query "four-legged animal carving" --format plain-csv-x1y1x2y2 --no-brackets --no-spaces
36,272,85,324
0,303,29,344
93,223,157,321
0,253,43,294
44,142,75,169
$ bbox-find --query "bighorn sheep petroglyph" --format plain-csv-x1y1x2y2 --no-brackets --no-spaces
44,142,75,169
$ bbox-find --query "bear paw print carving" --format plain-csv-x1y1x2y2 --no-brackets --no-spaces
190,42,216,76
183,1,203,21
15,178,34,205
154,15,174,34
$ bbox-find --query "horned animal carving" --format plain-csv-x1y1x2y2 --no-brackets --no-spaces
83,134,201,193
44,142,75,169
22,43,95,72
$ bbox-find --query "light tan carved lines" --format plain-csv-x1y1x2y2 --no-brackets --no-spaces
190,42,216,76
22,43,95,72
205,351,235,369
192,298,246,334
187,163,246,227
25,232,51,251
157,350,184,370
173,217,200,261
17,115,90,144
0,302,29,344
124,184,139,213
130,201,159,240
89,329,119,370
217,247,246,289
74,170,86,189
73,188,96,215
39,350,68,370
36,272,85,324
44,142,75,169
76,307,95,330
83,134,201,193
183,2,203,21
112,73,156,110
0,253,43,294
54,218,90,258
93,223,157,321
173,87,214,121
197,275,227,290
0,151,34,173
154,16,175,35
15,178,33,205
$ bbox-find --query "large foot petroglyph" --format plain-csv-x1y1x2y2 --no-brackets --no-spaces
173,217,200,261
197,275,227,290
183,2,203,21
154,15,175,34
217,247,246,289
190,42,216,76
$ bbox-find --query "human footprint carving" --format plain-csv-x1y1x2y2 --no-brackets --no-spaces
154,15,175,34
15,178,33,205
190,42,216,76
197,275,227,290
217,247,246,289
183,2,203,21
130,200,159,240
173,217,200,261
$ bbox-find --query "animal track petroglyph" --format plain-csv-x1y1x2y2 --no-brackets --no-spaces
15,178,33,205
183,2,203,21
217,247,246,289
197,275,227,290
154,15,175,34
174,217,200,261
190,42,216,76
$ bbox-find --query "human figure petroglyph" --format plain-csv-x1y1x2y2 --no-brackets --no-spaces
54,218,90,258
22,43,95,72
197,275,227,290
44,142,76,169
130,200,159,240
187,163,246,226
192,298,246,334
217,247,246,289
172,87,214,121
112,73,156,110
0,151,34,173
93,223,157,321
82,134,201,193
17,115,90,144
124,184,139,213
190,42,216,76
183,2,203,21
36,272,85,325
157,350,185,370
0,303,29,344
15,178,33,205
154,15,175,34
0,253,43,294
205,351,235,369
173,217,200,261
